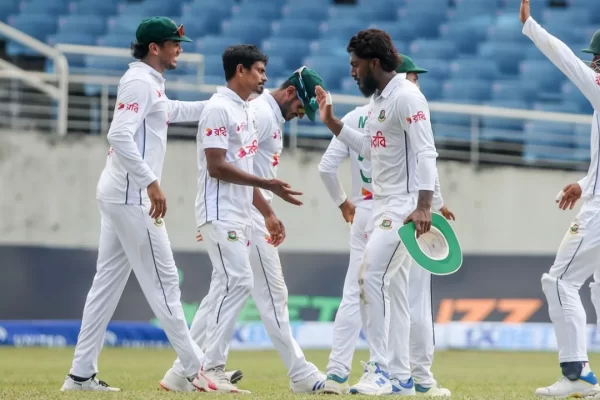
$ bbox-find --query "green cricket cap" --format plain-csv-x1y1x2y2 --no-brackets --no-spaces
582,30,600,55
136,17,192,45
287,66,325,122
396,54,428,74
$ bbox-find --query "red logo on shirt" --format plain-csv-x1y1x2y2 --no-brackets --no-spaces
237,122,247,132
273,130,281,140
156,89,162,97
126,103,139,113
215,127,227,136
246,139,258,155
412,111,426,122
272,153,280,167
117,102,124,110
362,187,373,200
371,131,386,148
406,117,412,124
205,128,213,136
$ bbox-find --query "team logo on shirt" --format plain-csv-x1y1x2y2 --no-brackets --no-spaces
380,219,392,229
371,131,386,148
227,231,238,241
377,110,386,122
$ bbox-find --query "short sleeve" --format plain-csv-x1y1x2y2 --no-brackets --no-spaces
198,105,230,150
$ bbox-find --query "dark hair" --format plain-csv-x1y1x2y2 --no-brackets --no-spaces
279,80,294,89
346,29,400,72
222,44,269,81
130,40,164,60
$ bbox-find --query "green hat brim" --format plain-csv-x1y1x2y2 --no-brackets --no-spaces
582,48,596,54
303,104,317,122
397,213,463,275
409,67,428,73
164,34,192,43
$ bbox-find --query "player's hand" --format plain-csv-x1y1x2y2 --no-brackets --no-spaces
557,183,582,210
439,206,455,221
196,231,203,242
265,214,286,247
520,0,530,23
147,180,167,219
315,86,335,124
265,178,303,206
339,199,356,224
403,207,432,238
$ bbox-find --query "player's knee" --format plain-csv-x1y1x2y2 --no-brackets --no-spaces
231,275,254,293
541,273,556,295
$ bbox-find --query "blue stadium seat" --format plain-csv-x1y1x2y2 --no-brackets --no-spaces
357,0,405,6
69,0,119,16
478,41,526,76
490,79,537,103
232,2,281,20
523,44,548,60
319,19,366,40
196,35,242,56
203,55,225,76
96,33,132,48
56,15,106,37
265,55,287,77
340,76,362,96
561,81,594,115
0,0,19,22
45,33,96,73
480,100,528,142
397,8,446,38
117,0,179,17
309,38,348,57
271,19,321,41
261,38,311,70
541,23,590,46
532,101,581,114
418,77,442,101
186,0,235,7
108,15,180,36
449,58,500,80
181,2,231,21
19,0,69,16
442,79,491,103
179,14,221,39
449,0,499,21
519,60,566,95
330,5,395,22
368,22,418,44
281,3,329,20
409,39,457,60
487,15,528,43
523,120,576,163
541,8,591,25
573,124,591,158
221,18,272,45
6,14,59,56
410,58,450,80
302,55,349,90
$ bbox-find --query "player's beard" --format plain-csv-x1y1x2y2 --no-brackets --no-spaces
359,68,378,97
279,98,295,121
254,82,265,95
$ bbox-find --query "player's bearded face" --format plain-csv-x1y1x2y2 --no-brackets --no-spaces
159,41,181,70
359,65,378,97
281,90,305,121
248,62,267,95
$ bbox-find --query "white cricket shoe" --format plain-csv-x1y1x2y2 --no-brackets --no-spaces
226,369,243,384
290,371,327,393
159,368,195,392
390,377,416,396
416,382,451,397
323,374,350,395
193,366,250,394
349,361,393,395
535,376,600,397
60,374,120,392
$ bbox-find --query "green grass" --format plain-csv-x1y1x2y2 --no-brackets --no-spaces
0,347,591,399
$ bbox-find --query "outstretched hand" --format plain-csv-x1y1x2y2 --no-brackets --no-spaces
315,86,335,124
520,0,530,23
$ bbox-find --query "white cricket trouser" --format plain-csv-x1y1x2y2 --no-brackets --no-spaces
326,206,372,378
173,219,318,381
389,261,435,385
359,197,415,373
541,196,600,363
589,270,600,329
70,201,203,378
195,220,254,371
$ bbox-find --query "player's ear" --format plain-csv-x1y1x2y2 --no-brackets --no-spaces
286,85,296,99
236,63,244,77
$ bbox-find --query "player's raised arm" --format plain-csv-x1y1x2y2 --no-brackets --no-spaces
316,86,372,159
520,0,600,110
400,89,439,236
106,78,157,189
200,105,303,206
167,99,208,123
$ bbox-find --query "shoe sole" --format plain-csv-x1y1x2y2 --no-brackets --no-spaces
230,370,243,384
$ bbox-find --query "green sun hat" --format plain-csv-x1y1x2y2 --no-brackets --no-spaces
287,66,325,122
396,54,428,74
136,17,192,44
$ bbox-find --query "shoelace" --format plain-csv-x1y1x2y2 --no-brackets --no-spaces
212,367,231,383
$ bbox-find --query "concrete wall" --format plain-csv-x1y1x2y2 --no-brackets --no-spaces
0,130,586,254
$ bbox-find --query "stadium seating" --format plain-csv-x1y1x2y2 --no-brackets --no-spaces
1,0,596,164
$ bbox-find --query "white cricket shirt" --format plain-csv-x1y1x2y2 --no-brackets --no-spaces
523,17,600,198
97,61,206,205
195,86,259,228
319,104,374,210
248,90,285,228
337,74,439,220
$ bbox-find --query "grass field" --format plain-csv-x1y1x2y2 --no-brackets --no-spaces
0,347,594,399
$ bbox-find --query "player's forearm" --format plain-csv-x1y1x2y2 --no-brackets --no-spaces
253,187,275,218
207,161,268,188
416,190,434,211
107,131,157,188
319,171,347,207
338,124,371,160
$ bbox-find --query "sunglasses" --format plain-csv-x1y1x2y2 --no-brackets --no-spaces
175,24,184,38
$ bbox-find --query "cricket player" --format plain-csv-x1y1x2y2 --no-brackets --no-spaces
316,29,440,395
177,44,302,394
160,67,327,393
61,17,209,392
520,0,600,396
319,55,452,396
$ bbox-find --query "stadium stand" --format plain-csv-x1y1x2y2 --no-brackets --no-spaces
0,0,594,167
